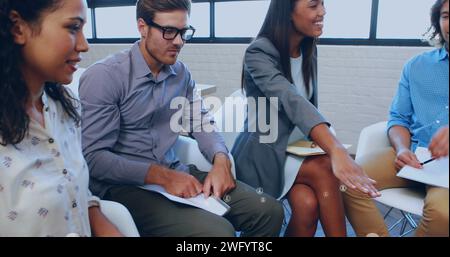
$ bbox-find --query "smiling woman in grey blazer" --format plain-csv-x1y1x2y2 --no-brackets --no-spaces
231,0,380,237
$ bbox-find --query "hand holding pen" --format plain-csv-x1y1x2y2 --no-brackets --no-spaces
420,158,435,166
395,148,423,170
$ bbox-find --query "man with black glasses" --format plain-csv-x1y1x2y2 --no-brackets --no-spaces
79,0,283,237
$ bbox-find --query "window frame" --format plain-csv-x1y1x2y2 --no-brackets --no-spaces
86,0,430,46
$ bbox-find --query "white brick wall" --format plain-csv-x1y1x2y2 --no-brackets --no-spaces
80,44,432,153
317,45,432,153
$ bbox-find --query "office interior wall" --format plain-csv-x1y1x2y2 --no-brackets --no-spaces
80,44,431,153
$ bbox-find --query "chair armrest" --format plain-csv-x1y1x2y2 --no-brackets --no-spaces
173,136,236,178
355,121,390,159
100,200,140,237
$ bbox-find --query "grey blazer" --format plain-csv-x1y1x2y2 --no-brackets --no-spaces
231,37,329,199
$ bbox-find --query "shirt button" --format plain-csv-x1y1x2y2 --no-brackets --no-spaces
436,120,441,124
446,106,449,110
72,202,77,208
62,169,68,175
48,138,55,144
45,107,49,112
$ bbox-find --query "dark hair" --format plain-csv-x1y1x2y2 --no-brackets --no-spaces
0,0,80,146
242,0,317,93
426,0,448,47
136,0,191,22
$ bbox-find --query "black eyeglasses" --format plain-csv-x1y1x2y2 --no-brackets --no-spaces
145,19,196,41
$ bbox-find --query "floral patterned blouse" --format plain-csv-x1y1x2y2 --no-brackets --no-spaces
0,91,99,236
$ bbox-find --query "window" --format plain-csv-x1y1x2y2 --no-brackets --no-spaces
190,2,210,38
86,0,433,46
215,0,270,38
83,8,93,39
322,0,372,38
95,6,139,38
377,0,436,39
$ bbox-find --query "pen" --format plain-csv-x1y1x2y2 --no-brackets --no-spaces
420,158,435,166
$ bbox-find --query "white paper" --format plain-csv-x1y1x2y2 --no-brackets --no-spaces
397,147,449,188
140,185,231,216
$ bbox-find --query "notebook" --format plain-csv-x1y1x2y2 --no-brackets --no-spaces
397,147,449,188
140,184,231,216
287,140,352,157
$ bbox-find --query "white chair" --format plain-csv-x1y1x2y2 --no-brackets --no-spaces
100,200,140,237
212,89,247,150
356,121,425,236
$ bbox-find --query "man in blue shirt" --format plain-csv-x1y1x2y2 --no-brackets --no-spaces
344,0,449,237
80,0,283,236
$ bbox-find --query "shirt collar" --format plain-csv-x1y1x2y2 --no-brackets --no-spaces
131,41,152,79
438,47,449,62
131,40,177,81
156,64,177,83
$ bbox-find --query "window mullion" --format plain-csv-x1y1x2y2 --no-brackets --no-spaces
369,0,379,40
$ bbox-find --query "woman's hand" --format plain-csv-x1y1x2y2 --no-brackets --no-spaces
330,148,380,198
89,206,124,237
92,221,124,237
308,123,380,198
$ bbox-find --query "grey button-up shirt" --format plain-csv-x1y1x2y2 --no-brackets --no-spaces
80,41,228,197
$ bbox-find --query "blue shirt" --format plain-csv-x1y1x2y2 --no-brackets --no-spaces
79,41,228,197
388,47,449,151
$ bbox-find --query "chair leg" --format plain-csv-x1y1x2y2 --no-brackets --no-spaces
403,212,418,228
383,207,394,220
387,211,419,237
388,216,405,232
400,218,408,235
400,227,416,237
383,206,419,237
398,211,418,237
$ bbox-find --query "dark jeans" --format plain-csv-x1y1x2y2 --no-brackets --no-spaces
104,165,284,237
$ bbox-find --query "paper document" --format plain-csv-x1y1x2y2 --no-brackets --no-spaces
140,185,231,216
397,147,449,188
287,140,351,157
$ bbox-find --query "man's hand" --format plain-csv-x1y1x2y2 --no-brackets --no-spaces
429,126,449,158
146,165,203,198
395,148,422,170
203,153,236,198
163,170,203,198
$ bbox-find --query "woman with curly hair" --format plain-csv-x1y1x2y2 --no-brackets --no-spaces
0,0,122,236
